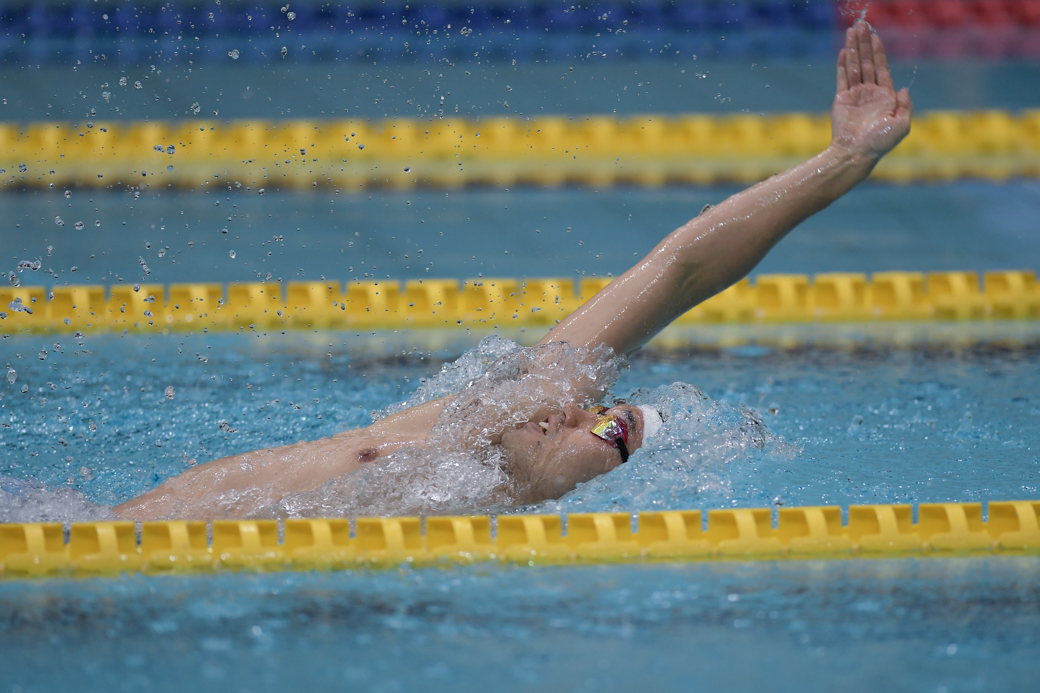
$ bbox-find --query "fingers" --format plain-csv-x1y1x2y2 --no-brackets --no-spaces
837,48,849,91
872,33,894,90
844,26,862,85
857,21,876,85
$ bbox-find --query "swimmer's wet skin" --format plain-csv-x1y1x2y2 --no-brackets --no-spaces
114,21,913,521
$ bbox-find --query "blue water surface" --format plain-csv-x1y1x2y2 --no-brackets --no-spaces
2,557,1040,692
1,331,1038,512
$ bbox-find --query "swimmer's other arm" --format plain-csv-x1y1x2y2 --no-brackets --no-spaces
543,21,912,357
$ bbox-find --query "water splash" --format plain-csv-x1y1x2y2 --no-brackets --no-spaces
274,337,624,518
0,476,113,523
522,382,796,515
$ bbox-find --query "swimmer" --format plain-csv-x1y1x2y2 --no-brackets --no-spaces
116,22,912,520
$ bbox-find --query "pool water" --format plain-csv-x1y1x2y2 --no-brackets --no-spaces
2,557,1040,692
2,178,1040,688
1,330,1038,519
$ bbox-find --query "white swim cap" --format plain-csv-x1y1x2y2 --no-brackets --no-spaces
637,405,663,441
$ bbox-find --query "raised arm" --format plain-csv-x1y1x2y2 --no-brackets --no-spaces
541,22,912,356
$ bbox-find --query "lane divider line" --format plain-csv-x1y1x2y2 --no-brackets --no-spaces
2,501,1038,578
1,270,1037,333
2,111,1038,190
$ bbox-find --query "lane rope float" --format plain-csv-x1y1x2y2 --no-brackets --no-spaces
2,111,1038,190
1,270,1038,334
2,500,1039,579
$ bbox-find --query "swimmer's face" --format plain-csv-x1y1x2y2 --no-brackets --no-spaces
500,403,646,503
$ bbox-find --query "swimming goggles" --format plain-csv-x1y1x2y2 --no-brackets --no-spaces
590,410,630,463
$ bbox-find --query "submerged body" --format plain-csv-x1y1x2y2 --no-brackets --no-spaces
117,22,912,520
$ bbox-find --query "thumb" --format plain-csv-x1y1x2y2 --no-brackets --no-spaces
895,88,913,120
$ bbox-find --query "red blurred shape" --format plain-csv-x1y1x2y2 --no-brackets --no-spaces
889,1,930,28
973,0,1014,27
929,0,972,26
1010,0,1040,25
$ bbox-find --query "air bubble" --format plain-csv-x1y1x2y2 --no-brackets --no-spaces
164,386,176,400
228,49,240,60
281,46,288,58
74,221,85,231
191,102,200,114
54,216,64,227
119,77,127,86
134,81,142,89
64,190,71,199
287,11,296,20
5,368,15,384
404,167,411,172
167,145,175,155
229,250,237,259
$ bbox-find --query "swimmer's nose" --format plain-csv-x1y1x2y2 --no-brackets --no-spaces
562,403,586,428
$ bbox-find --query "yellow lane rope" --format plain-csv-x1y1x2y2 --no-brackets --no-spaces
2,111,1038,190
2,501,1038,578
1,270,1037,334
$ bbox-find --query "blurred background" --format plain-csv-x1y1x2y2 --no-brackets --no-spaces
0,0,1038,288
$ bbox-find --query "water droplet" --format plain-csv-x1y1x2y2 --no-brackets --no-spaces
167,145,175,155
164,386,176,400
54,216,64,227
357,143,365,150
258,188,265,195
404,166,411,172
38,350,47,361
191,101,201,115
80,466,95,481
281,46,288,58
228,49,240,60
133,284,140,292
74,221,85,231
5,367,15,384
229,250,237,259
134,81,143,89
287,11,296,20
64,190,71,199
95,220,101,227
119,76,127,86
19,384,27,393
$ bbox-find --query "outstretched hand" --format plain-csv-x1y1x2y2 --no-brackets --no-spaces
832,21,912,162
